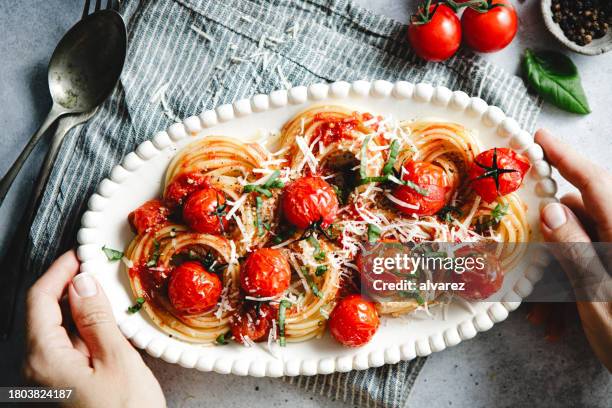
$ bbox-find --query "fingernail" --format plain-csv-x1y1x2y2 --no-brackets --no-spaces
542,203,567,230
73,273,98,298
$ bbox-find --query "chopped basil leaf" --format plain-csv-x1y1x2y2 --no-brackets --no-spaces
359,135,373,179
402,179,429,196
307,236,325,261
146,240,160,267
331,184,344,205
302,267,324,298
262,170,284,189
359,176,389,185
315,265,328,276
398,291,424,305
491,203,509,223
243,171,284,198
475,203,509,233
255,196,264,237
382,139,400,175
102,246,123,261
127,297,145,314
278,299,291,347
367,224,382,244
216,332,229,345
438,205,463,223
272,225,296,245
243,184,273,197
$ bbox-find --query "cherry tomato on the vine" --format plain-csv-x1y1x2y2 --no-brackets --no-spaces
168,261,222,314
329,294,380,347
182,187,230,235
408,3,461,62
469,148,530,203
240,248,291,298
392,161,451,216
281,176,339,229
461,0,518,53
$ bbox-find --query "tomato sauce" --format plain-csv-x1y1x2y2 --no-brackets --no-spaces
312,113,361,147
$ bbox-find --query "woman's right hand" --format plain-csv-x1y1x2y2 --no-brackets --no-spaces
536,129,612,372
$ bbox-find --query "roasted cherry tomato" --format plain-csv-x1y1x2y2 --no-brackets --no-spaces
469,148,530,203
164,172,211,208
240,248,291,298
461,0,518,53
281,176,339,229
392,161,450,216
182,187,230,235
451,248,503,300
128,199,170,235
329,294,380,347
230,303,277,343
408,3,461,62
168,261,222,314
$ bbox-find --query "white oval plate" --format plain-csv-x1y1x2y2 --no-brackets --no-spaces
77,81,557,377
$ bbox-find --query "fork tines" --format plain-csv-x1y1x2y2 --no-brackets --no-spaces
82,0,119,18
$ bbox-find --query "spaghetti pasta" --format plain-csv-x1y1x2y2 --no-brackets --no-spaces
121,104,531,347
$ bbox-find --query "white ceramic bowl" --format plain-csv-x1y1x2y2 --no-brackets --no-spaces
541,0,612,56
77,81,557,377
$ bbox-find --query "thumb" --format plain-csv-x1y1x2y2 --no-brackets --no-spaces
541,203,608,297
541,202,591,244
68,273,130,364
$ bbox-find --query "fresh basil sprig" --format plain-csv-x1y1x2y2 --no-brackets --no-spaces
523,49,590,115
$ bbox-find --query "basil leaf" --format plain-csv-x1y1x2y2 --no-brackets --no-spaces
315,265,328,276
367,224,382,243
278,300,291,346
127,297,145,314
523,49,590,115
102,246,123,261
216,332,229,345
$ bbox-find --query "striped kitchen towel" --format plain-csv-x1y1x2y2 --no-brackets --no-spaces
28,0,541,407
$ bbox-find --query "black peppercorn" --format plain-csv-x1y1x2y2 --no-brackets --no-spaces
552,0,611,45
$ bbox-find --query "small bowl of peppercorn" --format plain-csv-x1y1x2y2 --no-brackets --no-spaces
542,0,612,55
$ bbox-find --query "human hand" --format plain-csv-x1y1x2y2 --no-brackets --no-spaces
24,250,166,407
535,129,612,371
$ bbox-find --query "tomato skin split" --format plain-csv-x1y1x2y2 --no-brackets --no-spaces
240,248,291,298
182,188,230,235
281,176,339,229
392,161,451,216
168,261,222,314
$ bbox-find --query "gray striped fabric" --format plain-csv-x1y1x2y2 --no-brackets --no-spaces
28,0,541,406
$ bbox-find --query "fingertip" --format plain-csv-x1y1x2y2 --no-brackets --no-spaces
31,251,81,299
541,202,568,231
534,128,552,144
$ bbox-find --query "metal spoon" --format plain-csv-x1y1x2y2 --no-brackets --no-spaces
0,9,127,207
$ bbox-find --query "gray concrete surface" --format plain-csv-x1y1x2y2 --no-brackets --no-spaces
0,0,610,407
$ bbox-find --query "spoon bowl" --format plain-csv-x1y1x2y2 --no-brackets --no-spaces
49,9,127,111
0,9,127,207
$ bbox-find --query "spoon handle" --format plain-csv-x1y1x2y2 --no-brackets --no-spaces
0,104,64,207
